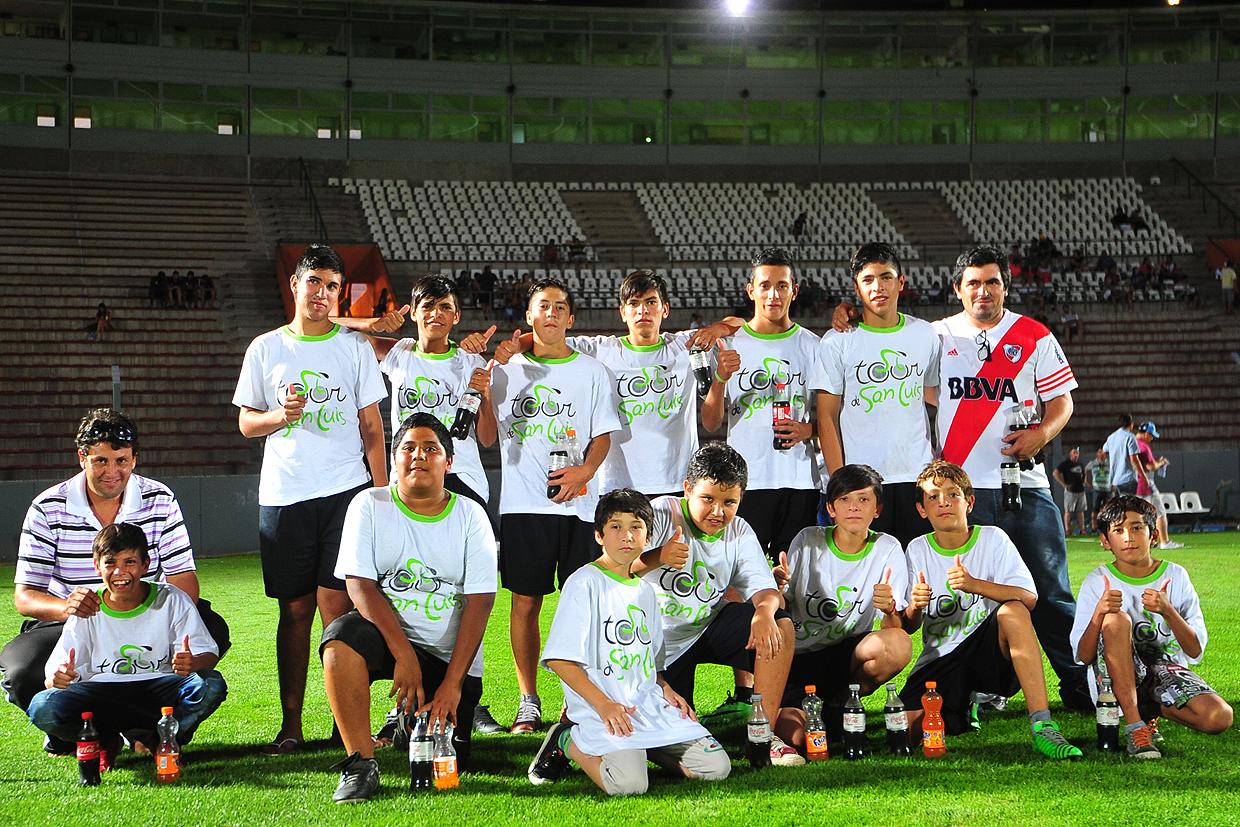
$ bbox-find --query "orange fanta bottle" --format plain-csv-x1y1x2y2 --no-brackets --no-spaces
921,682,946,757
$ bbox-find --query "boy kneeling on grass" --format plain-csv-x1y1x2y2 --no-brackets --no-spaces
530,488,731,795
1069,495,1233,759
28,523,225,769
901,460,1082,760
771,464,912,753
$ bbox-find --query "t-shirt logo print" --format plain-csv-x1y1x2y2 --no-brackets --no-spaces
731,358,802,419
849,348,925,413
805,585,857,623
384,558,448,595
398,376,461,427
658,560,720,625
616,365,684,425
508,384,576,444
102,643,163,675
282,369,348,435
602,604,654,680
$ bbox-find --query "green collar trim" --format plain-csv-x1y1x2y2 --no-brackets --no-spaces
621,336,664,352
743,322,799,340
526,351,579,365
926,527,979,556
826,527,877,560
680,498,724,543
858,313,906,334
590,561,639,585
99,583,156,619
392,486,457,523
282,324,340,342
1106,559,1169,586
414,342,457,360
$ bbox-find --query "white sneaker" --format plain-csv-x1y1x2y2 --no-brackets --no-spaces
769,735,806,767
1161,541,1185,550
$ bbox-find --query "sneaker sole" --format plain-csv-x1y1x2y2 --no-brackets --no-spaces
1128,750,1162,760
770,754,807,767
527,726,569,785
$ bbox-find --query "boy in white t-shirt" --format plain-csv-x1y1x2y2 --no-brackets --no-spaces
333,275,498,507
901,460,1082,760
812,242,940,548
233,244,388,754
1069,496,1232,760
320,413,497,804
771,464,911,752
488,278,622,733
28,523,225,768
528,488,730,795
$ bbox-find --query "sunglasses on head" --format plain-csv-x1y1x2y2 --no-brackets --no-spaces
83,422,136,444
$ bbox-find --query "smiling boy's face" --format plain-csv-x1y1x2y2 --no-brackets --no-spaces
94,548,151,602
1100,510,1158,569
683,479,743,535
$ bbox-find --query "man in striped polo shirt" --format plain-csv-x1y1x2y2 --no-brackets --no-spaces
0,409,229,753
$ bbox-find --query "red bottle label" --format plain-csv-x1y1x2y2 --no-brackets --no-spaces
77,741,99,761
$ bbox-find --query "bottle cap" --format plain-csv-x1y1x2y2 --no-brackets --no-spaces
849,684,860,692
751,693,763,702
925,681,937,690
82,711,93,720
161,707,174,715
805,685,816,693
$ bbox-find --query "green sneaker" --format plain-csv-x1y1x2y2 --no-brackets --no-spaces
700,694,752,727
1032,721,1083,761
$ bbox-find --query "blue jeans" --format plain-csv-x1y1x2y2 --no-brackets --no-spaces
968,487,1088,695
28,671,227,745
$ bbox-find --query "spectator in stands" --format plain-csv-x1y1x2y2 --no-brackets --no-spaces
149,271,168,308
372,287,391,318
1110,206,1129,230
542,238,559,267
1129,210,1149,234
232,244,388,756
1220,259,1236,314
0,409,230,754
1053,447,1088,537
455,269,473,308
1176,275,1200,309
568,238,587,263
90,302,113,341
1158,255,1177,281
199,272,216,309
1060,304,1084,343
688,312,704,330
476,265,499,316
1068,249,1087,274
184,270,199,309
791,211,808,239
1096,250,1116,274
167,271,184,309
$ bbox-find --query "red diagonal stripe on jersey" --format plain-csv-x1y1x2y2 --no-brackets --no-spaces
941,315,1046,466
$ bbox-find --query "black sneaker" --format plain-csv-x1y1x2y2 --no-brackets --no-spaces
473,704,506,735
527,721,573,785
43,734,74,757
332,751,380,804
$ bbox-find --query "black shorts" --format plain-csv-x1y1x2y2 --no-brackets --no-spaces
499,513,596,596
899,609,1020,736
320,610,483,763
870,482,932,550
781,634,866,708
663,601,793,710
258,483,367,600
737,488,821,560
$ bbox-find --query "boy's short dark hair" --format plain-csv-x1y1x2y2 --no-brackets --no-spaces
527,277,576,316
915,459,974,503
1116,413,1133,428
685,442,748,494
951,245,1011,291
295,243,345,281
411,275,461,312
76,408,139,454
594,488,654,535
93,523,150,564
826,464,884,505
618,269,668,306
1096,495,1157,536
749,247,797,283
849,242,902,282
392,412,455,461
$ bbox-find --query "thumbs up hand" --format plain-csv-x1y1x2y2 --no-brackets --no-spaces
713,339,740,383
772,551,791,593
947,554,973,595
1142,577,1173,616
172,635,195,676
873,566,896,614
459,324,498,354
51,647,78,689
492,328,525,365
1095,573,1123,618
660,525,690,570
911,571,932,610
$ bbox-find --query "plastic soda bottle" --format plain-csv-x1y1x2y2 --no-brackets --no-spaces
921,682,946,757
78,711,100,787
746,693,772,769
801,685,829,761
842,684,867,760
546,435,569,500
433,723,460,790
410,712,434,791
449,390,483,439
155,707,180,783
771,382,793,450
884,683,912,756
564,429,588,496
689,345,713,397
1096,677,1120,752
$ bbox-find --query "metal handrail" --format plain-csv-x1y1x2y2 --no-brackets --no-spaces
1169,157,1240,239
296,157,330,245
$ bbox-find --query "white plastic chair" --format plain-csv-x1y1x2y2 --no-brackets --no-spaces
1159,494,1182,515
1179,492,1209,514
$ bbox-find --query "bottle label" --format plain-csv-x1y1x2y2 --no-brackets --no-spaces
459,394,481,415
885,711,909,732
1000,464,1021,485
922,729,945,749
806,730,828,755
157,754,179,776
842,711,865,733
689,349,710,370
411,740,434,762
434,757,458,789
1096,705,1120,727
77,740,99,761
747,722,772,743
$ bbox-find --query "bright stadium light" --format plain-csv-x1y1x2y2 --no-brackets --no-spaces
726,0,749,16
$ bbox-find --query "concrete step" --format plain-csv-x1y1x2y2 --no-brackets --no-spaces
0,376,239,393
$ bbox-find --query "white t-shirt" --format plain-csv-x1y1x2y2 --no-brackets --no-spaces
381,339,489,501
45,584,217,685
720,323,822,491
1070,560,1207,678
810,314,940,484
933,310,1076,490
542,562,711,756
905,525,1037,672
569,332,704,495
1103,427,1140,488
233,325,387,507
643,496,778,664
334,487,498,678
783,527,909,653
490,350,622,520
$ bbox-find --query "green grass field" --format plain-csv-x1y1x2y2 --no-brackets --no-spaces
1,533,1238,826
